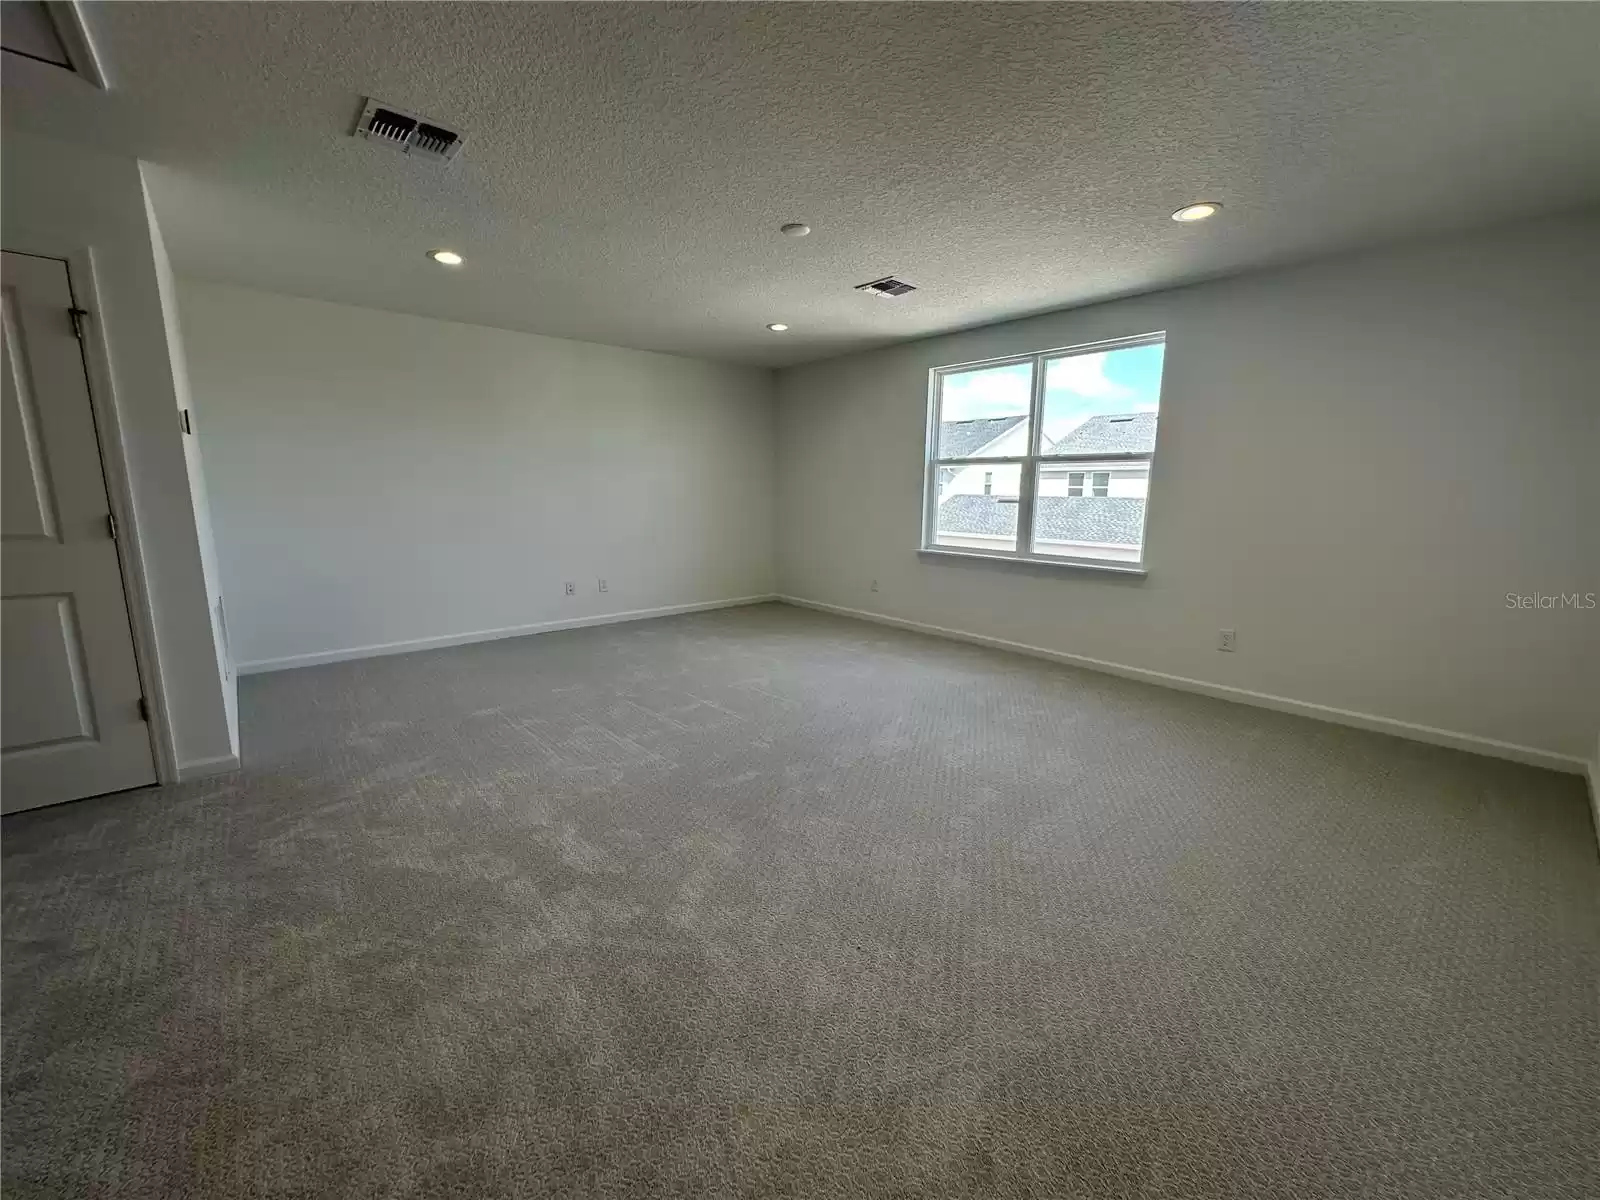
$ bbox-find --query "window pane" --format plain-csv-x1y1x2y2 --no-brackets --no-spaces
937,361,1032,459
934,462,1020,552
1041,340,1163,457
1030,464,1146,563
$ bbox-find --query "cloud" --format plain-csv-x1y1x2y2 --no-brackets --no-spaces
941,363,1031,419
1045,351,1134,401
943,348,1156,423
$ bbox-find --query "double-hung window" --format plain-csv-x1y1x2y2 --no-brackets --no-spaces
924,333,1165,569
1063,470,1111,497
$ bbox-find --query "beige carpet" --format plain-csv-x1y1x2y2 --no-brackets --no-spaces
3,602,1596,1198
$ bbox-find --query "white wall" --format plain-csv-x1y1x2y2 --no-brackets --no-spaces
777,212,1600,763
177,282,775,670
142,174,238,753
1,132,236,777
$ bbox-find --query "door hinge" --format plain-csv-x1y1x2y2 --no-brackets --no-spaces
180,408,192,435
107,512,118,541
138,696,150,722
68,307,88,340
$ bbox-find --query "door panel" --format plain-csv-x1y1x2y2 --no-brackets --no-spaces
1,251,156,811
2,292,63,541
2,594,96,749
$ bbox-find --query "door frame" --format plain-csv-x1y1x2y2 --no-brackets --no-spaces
5,243,178,784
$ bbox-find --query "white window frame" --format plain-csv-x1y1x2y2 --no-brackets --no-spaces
922,332,1164,571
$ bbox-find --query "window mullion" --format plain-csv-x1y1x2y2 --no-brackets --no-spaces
1015,457,1039,554
1027,354,1047,456
1014,354,1047,554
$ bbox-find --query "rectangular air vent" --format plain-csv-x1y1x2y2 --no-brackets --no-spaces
854,276,918,298
353,98,465,164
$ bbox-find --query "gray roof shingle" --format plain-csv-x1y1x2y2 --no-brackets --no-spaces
938,415,1026,458
939,494,1145,546
1047,412,1157,455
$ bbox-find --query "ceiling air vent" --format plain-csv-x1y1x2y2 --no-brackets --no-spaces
854,276,918,299
353,98,465,164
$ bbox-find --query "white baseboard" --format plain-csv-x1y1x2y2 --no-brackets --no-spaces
236,595,777,675
777,595,1587,775
176,753,240,781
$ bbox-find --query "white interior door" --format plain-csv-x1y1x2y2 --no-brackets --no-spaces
2,251,156,812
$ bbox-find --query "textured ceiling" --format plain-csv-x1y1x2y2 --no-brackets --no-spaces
5,2,1599,366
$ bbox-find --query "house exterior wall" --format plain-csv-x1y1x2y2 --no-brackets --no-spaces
1038,463,1149,498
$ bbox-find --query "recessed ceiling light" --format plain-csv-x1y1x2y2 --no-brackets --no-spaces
779,223,811,237
1171,202,1222,223
427,249,464,266
766,323,790,332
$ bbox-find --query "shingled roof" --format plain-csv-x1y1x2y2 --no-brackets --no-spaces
938,494,1145,546
1047,412,1157,455
937,415,1026,458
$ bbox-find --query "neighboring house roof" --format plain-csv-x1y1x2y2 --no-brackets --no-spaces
939,494,1146,545
1047,412,1157,455
938,415,1026,458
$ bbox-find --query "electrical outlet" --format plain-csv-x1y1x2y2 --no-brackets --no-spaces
597,578,608,593
870,579,879,592
1217,628,1237,652
564,581,576,596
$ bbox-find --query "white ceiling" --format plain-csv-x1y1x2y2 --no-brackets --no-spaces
5,2,1599,367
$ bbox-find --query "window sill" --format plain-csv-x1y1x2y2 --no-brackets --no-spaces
917,547,1148,578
